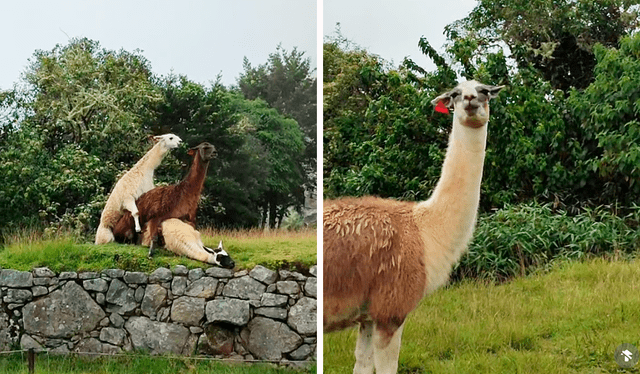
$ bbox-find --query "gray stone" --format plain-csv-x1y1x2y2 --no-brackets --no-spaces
245,317,302,361
23,281,105,338
261,293,289,307
255,307,287,320
102,343,121,355
50,344,71,355
141,284,167,318
287,297,317,336
309,265,317,277
171,296,205,326
158,307,171,322
188,268,204,281
103,269,125,278
266,284,277,293
134,286,145,303
32,286,48,297
149,268,172,283
33,277,54,286
190,326,204,334
173,265,188,276
206,299,250,326
110,313,125,328
222,276,266,300
106,279,136,313
304,277,317,298
83,278,108,292
96,293,105,305
100,327,126,346
289,343,313,360
4,289,32,303
184,277,218,299
33,267,55,277
234,270,249,278
249,265,277,284
59,272,77,280
276,281,300,295
74,338,102,354
205,267,234,278
0,269,33,287
0,313,13,351
78,272,99,280
20,334,43,352
125,316,192,355
123,272,148,284
171,276,188,296
100,317,111,327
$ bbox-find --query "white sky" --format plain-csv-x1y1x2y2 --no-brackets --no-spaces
0,0,317,90
323,0,478,71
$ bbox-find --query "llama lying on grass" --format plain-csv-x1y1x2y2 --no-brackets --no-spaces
324,80,504,374
160,218,234,268
112,142,216,256
95,134,182,245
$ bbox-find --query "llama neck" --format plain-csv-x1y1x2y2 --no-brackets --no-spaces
182,155,209,195
415,116,488,263
136,142,166,173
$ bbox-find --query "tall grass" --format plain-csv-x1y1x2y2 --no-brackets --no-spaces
325,258,640,373
457,203,640,281
0,227,316,273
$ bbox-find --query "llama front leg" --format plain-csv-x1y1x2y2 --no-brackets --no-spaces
122,197,142,232
353,321,375,374
372,322,405,374
146,219,159,258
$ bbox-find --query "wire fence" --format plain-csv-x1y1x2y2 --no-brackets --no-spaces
0,348,315,373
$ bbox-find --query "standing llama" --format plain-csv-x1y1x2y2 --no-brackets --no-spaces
112,142,216,256
324,80,504,373
160,218,235,268
95,134,182,245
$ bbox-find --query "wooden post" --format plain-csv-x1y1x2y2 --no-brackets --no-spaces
27,348,35,374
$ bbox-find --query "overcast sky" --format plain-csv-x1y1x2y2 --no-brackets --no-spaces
323,0,478,72
0,0,317,90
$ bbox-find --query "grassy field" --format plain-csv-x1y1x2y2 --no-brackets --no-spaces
324,258,640,373
0,228,316,273
0,353,315,374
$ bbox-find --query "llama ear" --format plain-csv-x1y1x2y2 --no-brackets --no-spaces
187,147,196,156
150,135,159,143
431,91,454,113
218,240,223,249
481,84,505,99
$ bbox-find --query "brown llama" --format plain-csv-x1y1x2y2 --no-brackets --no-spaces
324,80,504,373
112,142,216,256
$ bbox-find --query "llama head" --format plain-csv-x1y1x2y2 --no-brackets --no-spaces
152,133,183,149
431,80,504,128
204,240,235,269
188,142,217,162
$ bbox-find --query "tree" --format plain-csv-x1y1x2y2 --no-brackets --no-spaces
446,0,639,91
238,46,317,192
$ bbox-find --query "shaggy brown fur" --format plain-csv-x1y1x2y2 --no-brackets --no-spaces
112,142,216,251
323,197,426,337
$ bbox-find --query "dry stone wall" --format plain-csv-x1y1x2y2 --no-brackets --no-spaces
0,265,317,363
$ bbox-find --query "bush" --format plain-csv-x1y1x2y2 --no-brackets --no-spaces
455,203,640,282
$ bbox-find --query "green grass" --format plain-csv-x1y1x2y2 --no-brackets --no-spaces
324,258,640,373
0,228,316,273
0,353,316,373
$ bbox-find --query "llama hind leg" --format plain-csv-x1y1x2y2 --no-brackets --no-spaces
122,197,142,232
372,322,405,374
353,321,374,374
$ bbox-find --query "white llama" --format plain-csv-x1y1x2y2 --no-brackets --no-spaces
323,80,504,374
95,134,182,245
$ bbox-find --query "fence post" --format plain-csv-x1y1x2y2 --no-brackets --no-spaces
28,348,35,374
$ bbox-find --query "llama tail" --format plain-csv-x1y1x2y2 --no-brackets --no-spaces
95,224,115,245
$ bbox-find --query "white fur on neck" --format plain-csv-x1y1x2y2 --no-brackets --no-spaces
414,114,488,294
